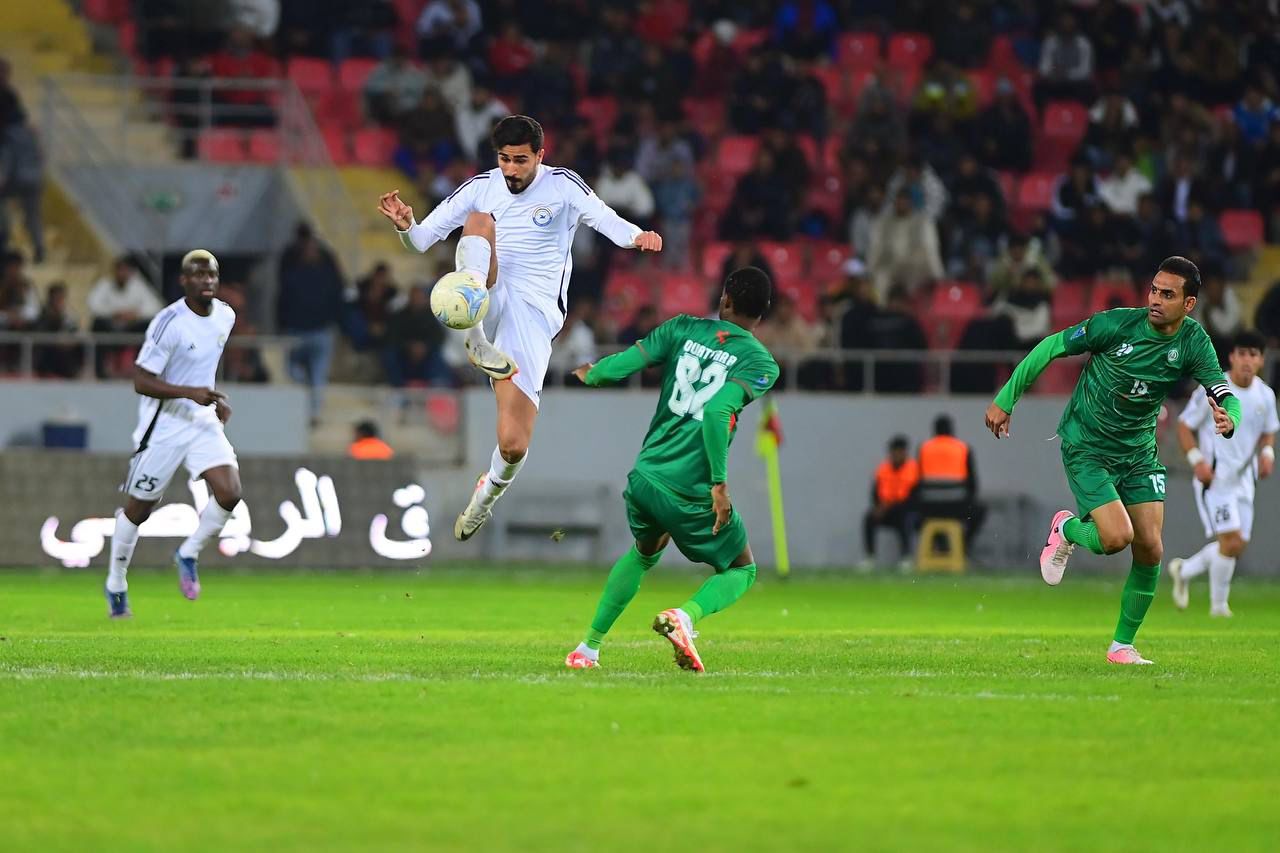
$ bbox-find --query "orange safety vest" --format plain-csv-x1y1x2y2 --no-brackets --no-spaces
875,459,920,506
349,437,395,460
919,435,968,481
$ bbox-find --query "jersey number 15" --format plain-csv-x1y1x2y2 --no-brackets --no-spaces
668,353,727,421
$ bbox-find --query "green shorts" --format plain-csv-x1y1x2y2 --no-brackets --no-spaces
623,471,749,571
1060,441,1167,518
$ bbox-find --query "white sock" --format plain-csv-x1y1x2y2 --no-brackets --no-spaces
455,233,492,281
464,323,491,347
1109,641,1133,653
1208,550,1237,609
178,501,235,560
480,446,525,509
1180,542,1217,580
574,642,598,661
107,510,139,593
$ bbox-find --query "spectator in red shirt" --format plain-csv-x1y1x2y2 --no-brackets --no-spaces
208,26,278,126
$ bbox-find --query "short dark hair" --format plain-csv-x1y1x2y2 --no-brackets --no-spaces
1158,255,1202,298
889,435,909,451
355,420,380,439
934,414,954,436
723,266,772,319
491,115,544,153
1231,329,1267,353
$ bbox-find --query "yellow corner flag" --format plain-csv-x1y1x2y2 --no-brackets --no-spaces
754,399,789,578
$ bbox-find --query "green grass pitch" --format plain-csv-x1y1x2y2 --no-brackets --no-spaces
1,567,1277,852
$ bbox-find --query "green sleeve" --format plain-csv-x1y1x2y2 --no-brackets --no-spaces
1187,325,1240,434
993,330,1069,412
584,345,651,385
729,353,779,401
701,382,751,484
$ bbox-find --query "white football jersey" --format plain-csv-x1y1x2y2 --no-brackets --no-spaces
132,298,236,448
399,164,643,333
1180,375,1279,487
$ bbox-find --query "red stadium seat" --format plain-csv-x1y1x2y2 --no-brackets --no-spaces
198,129,247,162
733,28,770,55
1039,101,1088,169
717,135,760,178
118,21,138,59
836,32,881,70
969,69,994,107
1220,209,1264,251
83,0,129,23
577,95,619,140
812,66,855,117
699,242,733,280
1089,280,1139,314
986,36,1022,74
996,171,1017,207
759,241,805,287
338,58,380,92
808,240,850,284
658,274,713,319
776,280,819,321
247,130,281,163
886,33,932,69
317,90,363,130
699,168,738,216
1051,280,1090,328
287,58,334,97
682,96,726,138
805,173,845,225
353,127,397,165
604,271,655,326
927,281,983,349
822,136,843,172
1017,172,1058,212
795,135,820,170
322,127,351,164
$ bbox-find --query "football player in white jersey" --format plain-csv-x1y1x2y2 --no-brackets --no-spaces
103,250,242,618
378,115,662,541
1168,331,1278,617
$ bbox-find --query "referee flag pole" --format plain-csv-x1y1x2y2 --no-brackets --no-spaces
755,400,789,578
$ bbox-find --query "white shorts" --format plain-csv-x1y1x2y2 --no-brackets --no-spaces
1195,479,1255,541
485,286,557,409
122,422,238,502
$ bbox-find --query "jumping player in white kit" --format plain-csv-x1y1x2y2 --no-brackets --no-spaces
377,115,662,540
1168,330,1277,617
103,250,243,617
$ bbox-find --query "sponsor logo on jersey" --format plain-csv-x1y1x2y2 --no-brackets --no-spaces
1167,348,1179,363
1070,325,1086,340
1111,342,1134,358
531,206,553,227
755,375,770,386
716,330,730,344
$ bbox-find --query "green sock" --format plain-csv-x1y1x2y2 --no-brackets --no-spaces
585,546,662,649
1063,517,1106,555
681,564,757,626
1114,561,1161,644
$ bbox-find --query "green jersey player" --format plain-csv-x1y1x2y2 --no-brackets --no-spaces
564,267,779,673
985,256,1242,665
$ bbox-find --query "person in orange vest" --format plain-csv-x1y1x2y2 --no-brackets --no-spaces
916,414,985,540
860,435,920,570
348,420,395,460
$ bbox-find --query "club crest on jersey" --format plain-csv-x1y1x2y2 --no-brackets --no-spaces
1167,348,1179,363
531,206,553,227
1111,342,1134,358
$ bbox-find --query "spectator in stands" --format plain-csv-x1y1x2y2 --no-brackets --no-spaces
625,44,683,119
1234,83,1279,149
916,414,985,543
1256,120,1280,221
720,149,795,241
946,193,1006,280
719,242,776,289
587,7,643,97
729,51,790,135
861,435,919,571
519,43,577,132
87,257,163,378
1034,11,1095,110
394,88,459,178
1051,158,1103,232
1098,151,1153,217
330,2,396,63
1087,0,1138,74
992,268,1052,349
1060,201,1127,279
548,298,599,386
595,146,656,230
868,189,944,299
383,283,450,387
910,62,979,136
867,285,928,393
652,156,699,270
32,282,81,379
618,304,659,347
1128,193,1173,281
849,79,907,155
454,78,508,165
1198,262,1242,357
487,22,536,90
1083,92,1139,170
0,119,45,263
208,26,277,127
754,292,815,389
972,77,1032,172
135,1,223,61
230,0,279,40
636,119,694,186
416,0,482,57
217,280,269,384
277,224,345,425
1189,17,1242,106
349,420,395,460
0,250,37,371
345,262,401,353
847,183,884,264
986,233,1056,302
772,0,839,62
932,1,991,69
1171,198,1227,272
364,46,428,125
0,57,27,129
949,151,1006,222
884,154,948,222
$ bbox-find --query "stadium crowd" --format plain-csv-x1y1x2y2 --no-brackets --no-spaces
7,1,1280,396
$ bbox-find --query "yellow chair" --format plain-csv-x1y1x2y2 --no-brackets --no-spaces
915,518,966,573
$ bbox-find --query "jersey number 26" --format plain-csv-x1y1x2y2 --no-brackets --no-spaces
668,353,727,421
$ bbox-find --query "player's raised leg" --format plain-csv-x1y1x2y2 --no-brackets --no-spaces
565,534,668,669
655,541,757,675
454,212,517,380
1107,501,1162,665
174,463,242,600
455,379,536,540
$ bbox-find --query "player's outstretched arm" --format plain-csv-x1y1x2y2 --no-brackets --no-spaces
564,177,662,252
986,330,1070,438
381,183,476,253
133,366,225,407
701,383,751,534
578,345,653,386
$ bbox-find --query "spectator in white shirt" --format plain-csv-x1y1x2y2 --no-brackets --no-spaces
416,0,482,56
421,48,472,115
453,79,508,164
1099,152,1154,216
595,147,655,225
363,46,428,124
1035,11,1095,109
87,256,163,377
549,298,599,385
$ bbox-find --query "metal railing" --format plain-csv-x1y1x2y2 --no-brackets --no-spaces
38,73,360,275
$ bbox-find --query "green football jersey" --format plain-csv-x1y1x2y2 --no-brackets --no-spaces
1058,308,1227,456
630,314,779,500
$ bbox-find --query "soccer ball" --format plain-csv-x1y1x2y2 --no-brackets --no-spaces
430,271,490,330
